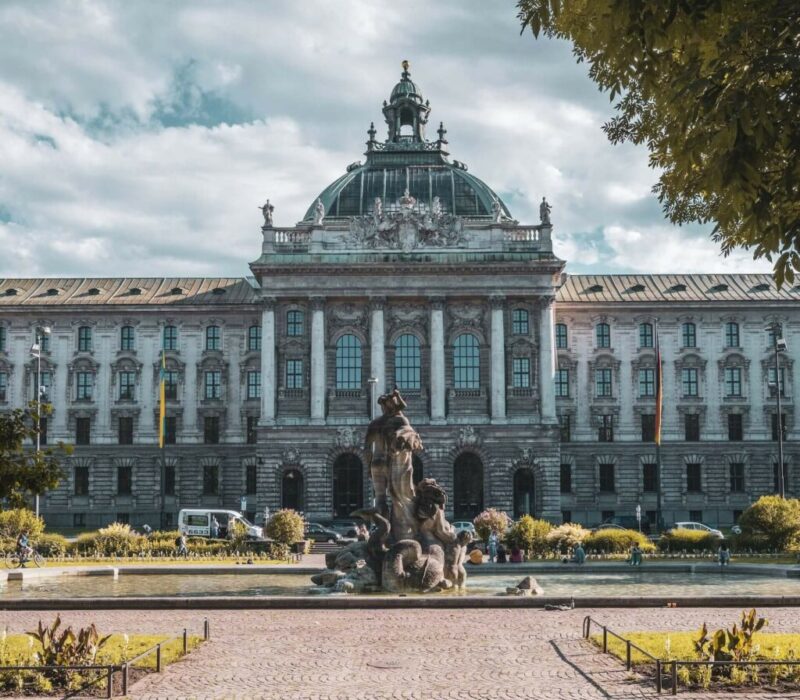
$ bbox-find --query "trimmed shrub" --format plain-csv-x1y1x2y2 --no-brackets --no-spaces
546,522,589,553
505,516,552,557
265,509,305,546
0,508,45,540
32,533,69,557
658,527,719,553
72,522,146,556
473,509,510,543
584,528,655,554
736,496,800,552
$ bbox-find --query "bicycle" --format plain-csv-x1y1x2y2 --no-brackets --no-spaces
5,549,44,569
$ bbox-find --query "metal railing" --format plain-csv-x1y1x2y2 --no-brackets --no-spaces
584,615,800,695
0,618,209,698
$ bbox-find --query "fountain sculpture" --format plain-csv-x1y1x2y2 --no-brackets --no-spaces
311,390,471,594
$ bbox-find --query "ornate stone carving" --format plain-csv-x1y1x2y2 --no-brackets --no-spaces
335,426,357,448
313,198,325,225
387,304,427,334
512,447,537,469
282,446,301,465
448,303,486,333
328,303,368,337
457,425,480,448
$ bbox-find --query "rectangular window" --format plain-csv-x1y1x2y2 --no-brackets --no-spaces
118,371,136,400
164,370,178,400
77,326,92,352
0,371,6,402
120,326,135,351
246,463,257,494
555,323,568,349
162,325,178,351
682,368,698,397
247,416,258,445
561,510,571,524
639,323,653,348
596,323,610,348
76,417,91,445
118,416,133,445
728,413,743,441
204,370,221,400
0,326,5,352
560,463,572,493
598,414,614,442
689,509,703,523
73,513,85,527
204,416,220,444
117,466,132,495
202,464,219,495
768,367,786,397
729,462,745,493
682,322,696,348
246,370,261,399
74,466,89,495
248,325,261,352
287,310,304,336
37,371,52,402
686,463,702,492
641,414,656,442
116,512,130,525
205,326,221,351
725,322,740,348
286,359,304,389
684,413,700,442
639,368,655,397
601,510,615,522
771,413,787,442
512,357,530,388
599,464,615,492
558,414,571,443
774,461,789,493
76,372,93,400
164,465,175,496
554,368,570,398
724,367,742,396
643,463,658,492
512,309,529,335
595,368,612,397
164,416,177,445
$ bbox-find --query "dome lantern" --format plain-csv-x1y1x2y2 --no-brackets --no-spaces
383,60,430,143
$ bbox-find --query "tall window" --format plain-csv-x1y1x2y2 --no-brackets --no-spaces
641,414,655,442
246,370,261,400
596,322,610,348
682,322,696,348
246,463,257,494
768,367,786,397
729,462,745,492
599,463,615,492
0,326,5,352
639,322,653,348
560,463,572,493
598,414,614,442
728,413,743,441
203,416,220,444
120,326,135,351
164,416,177,445
246,416,258,444
639,368,655,397
286,359,303,389
0,372,7,402
248,325,261,351
287,310,304,336
395,334,421,390
336,334,362,389
77,326,92,352
118,416,133,445
512,309,529,335
164,370,178,400
558,414,571,442
682,368,698,397
74,466,89,495
555,369,570,397
204,370,221,400
164,465,175,495
205,325,221,351
202,463,219,494
724,367,742,396
595,368,612,397
555,323,568,349
36,371,52,401
76,372,93,400
643,463,658,492
76,417,91,445
453,333,480,389
117,466,132,495
119,371,135,400
512,357,530,388
685,413,700,441
686,463,702,492
725,321,740,348
163,325,178,351
40,333,51,353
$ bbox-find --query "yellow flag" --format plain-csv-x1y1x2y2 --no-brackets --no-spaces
158,350,166,448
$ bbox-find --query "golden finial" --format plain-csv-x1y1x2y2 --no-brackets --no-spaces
401,59,410,73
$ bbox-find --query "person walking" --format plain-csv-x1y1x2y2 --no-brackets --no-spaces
718,542,731,566
210,516,219,539
487,530,499,563
176,533,189,558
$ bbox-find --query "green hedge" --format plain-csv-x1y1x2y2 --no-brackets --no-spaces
584,529,655,554
736,496,800,552
658,528,719,552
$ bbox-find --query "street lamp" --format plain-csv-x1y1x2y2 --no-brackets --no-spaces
30,326,51,518
766,322,787,498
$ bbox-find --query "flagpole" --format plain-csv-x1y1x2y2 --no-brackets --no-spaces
159,350,167,530
654,319,663,534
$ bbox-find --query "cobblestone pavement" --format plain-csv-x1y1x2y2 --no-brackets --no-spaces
2,607,800,699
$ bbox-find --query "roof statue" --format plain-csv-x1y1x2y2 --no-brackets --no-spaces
540,197,552,225
492,197,505,223
313,198,325,225
259,199,274,228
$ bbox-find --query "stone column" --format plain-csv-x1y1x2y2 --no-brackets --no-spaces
370,297,386,401
259,298,276,425
430,297,446,423
490,295,507,422
539,296,557,421
310,296,326,424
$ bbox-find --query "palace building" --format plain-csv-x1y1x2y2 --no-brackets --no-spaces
0,65,796,529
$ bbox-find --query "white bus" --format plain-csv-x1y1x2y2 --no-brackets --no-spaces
178,509,263,539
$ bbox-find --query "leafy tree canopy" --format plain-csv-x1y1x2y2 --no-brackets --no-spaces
0,404,70,509
518,0,800,286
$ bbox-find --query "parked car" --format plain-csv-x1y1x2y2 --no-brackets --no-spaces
670,521,724,538
591,523,628,533
327,519,363,539
304,522,343,543
451,521,477,537
178,509,263,539
600,515,651,535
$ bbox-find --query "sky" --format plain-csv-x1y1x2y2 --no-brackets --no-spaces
0,0,771,279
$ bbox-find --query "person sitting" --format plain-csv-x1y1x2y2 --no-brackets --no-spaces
570,543,586,564
496,543,508,564
510,545,523,563
628,544,643,566
718,542,731,566
468,547,484,565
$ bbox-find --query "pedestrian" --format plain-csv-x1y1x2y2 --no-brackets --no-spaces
510,545,523,563
718,542,731,566
496,542,508,564
487,530,499,563
570,543,586,564
629,544,643,566
210,516,219,539
176,533,189,558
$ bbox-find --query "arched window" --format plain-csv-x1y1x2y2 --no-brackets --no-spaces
453,452,484,520
395,334,421,390
282,469,304,511
453,333,480,389
205,325,221,351
336,334,362,389
513,468,535,519
639,322,653,348
596,323,610,348
333,453,363,518
287,310,304,337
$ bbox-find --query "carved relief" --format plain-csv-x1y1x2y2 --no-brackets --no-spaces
387,304,428,336
457,425,480,448
335,426,357,448
282,446,302,465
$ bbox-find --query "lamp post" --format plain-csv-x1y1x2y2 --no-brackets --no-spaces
766,322,787,498
30,326,51,519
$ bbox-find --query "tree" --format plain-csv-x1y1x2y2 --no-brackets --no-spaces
518,0,800,286
0,404,69,509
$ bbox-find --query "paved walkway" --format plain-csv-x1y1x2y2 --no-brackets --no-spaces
3,607,800,699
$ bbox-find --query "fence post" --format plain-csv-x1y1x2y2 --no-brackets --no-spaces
106,666,114,699
204,617,210,641
122,663,129,696
626,640,632,671
156,643,162,673
183,628,188,655
656,660,662,694
671,661,678,696
583,616,590,638
603,626,608,653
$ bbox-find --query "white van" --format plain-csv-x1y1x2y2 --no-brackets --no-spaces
178,509,263,540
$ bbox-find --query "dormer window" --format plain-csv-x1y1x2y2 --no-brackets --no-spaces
668,283,687,293
627,284,646,293
751,283,770,292
128,287,142,296
709,283,729,293
4,288,17,296
87,288,100,296
212,287,226,295
46,288,59,296
584,284,604,294
170,287,183,296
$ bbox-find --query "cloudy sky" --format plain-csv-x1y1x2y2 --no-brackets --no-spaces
0,0,770,279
